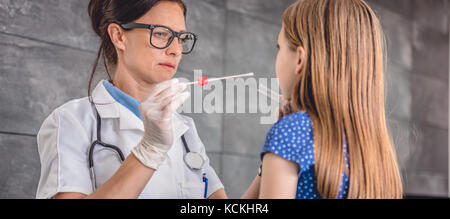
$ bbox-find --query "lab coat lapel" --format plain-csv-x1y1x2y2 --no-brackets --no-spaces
173,113,189,140
92,80,144,131
92,80,188,135
92,80,120,119
118,103,144,131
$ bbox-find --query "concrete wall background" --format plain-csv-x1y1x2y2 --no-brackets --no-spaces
0,0,448,198
367,0,449,197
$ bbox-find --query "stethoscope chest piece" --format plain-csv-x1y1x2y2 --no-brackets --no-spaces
181,134,205,170
184,152,205,170
89,96,207,193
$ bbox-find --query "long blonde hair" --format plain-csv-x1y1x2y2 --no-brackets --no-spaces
283,0,403,199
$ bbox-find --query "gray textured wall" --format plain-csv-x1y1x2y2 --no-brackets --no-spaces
0,0,448,199
366,0,449,197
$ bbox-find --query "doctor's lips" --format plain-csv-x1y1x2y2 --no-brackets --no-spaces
159,62,176,70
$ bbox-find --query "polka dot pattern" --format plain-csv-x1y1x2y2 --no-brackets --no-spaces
260,112,350,199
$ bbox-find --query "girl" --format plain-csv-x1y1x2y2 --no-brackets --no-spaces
242,0,403,199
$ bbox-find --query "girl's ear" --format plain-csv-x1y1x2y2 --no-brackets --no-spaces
294,46,305,75
108,23,127,51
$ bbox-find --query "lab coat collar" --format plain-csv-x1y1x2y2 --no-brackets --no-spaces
91,80,120,118
172,113,190,140
91,80,189,138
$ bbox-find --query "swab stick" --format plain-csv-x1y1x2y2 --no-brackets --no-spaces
183,72,255,86
259,84,280,99
258,84,281,103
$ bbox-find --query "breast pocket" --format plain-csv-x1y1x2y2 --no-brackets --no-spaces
181,164,206,199
182,182,205,199
92,147,123,188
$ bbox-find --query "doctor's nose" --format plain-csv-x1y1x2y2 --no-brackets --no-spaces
166,39,183,57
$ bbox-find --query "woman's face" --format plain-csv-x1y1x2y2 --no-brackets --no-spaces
121,1,186,84
275,24,302,101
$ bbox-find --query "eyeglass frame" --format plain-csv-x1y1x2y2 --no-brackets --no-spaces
120,22,198,54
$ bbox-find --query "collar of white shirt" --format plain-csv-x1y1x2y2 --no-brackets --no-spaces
91,80,189,139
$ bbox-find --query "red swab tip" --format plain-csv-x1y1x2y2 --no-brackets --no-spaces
197,77,209,86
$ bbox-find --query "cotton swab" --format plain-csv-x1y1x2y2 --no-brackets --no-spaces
259,84,280,98
183,72,255,86
258,84,281,103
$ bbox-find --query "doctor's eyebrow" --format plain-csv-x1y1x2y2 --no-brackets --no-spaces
171,26,186,33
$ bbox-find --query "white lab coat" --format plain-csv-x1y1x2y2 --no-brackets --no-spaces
35,80,223,199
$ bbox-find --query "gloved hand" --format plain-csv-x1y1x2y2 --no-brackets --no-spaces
132,79,190,170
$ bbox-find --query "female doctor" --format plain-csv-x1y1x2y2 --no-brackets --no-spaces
36,0,227,199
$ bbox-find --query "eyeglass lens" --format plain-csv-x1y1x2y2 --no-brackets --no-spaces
151,26,196,53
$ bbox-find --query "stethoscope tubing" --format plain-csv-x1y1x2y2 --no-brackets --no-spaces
88,104,207,197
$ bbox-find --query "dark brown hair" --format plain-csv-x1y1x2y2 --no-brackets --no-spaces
87,0,187,98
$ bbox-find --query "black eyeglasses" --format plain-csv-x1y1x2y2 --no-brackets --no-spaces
120,23,198,54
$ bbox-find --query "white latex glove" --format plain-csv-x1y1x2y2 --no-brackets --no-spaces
132,79,190,170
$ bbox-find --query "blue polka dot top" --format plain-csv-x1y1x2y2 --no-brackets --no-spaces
260,111,350,199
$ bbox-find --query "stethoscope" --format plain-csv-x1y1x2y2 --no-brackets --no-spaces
88,104,208,198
